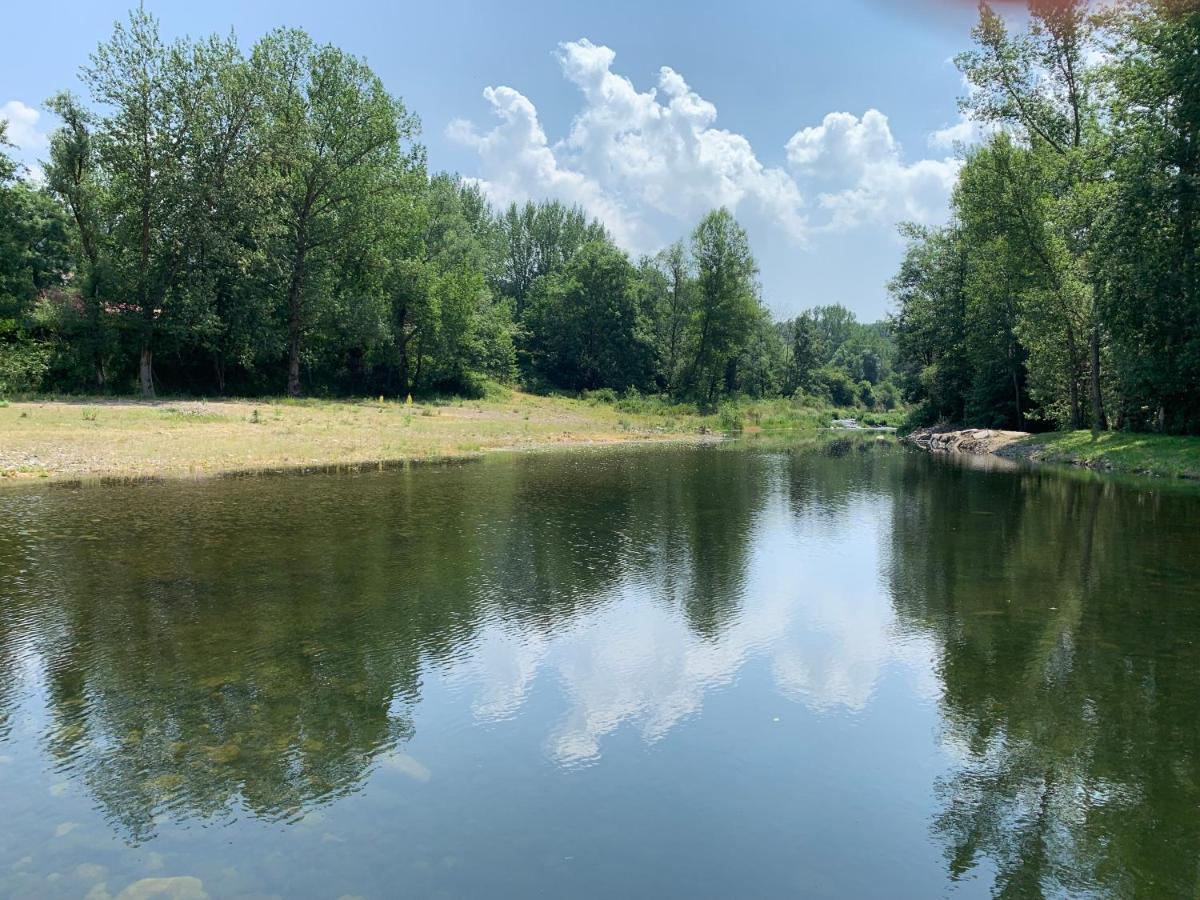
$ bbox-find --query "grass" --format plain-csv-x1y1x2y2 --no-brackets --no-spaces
1009,430,1200,480
0,391,883,482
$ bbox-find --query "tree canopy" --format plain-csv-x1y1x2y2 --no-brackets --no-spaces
893,0,1200,435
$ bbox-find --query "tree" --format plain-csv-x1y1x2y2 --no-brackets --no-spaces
253,28,418,397
958,0,1108,431
375,173,514,395
523,241,653,392
493,199,606,317
643,241,694,393
1096,0,1200,432
77,7,195,395
891,224,972,424
0,124,72,395
784,313,824,395
683,208,761,403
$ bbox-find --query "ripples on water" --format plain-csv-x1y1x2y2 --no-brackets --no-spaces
0,441,1198,898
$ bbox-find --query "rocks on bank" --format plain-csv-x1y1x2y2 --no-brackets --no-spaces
905,426,1030,457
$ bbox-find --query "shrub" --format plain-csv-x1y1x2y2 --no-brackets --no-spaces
0,340,50,396
583,387,619,405
718,400,743,433
818,366,857,408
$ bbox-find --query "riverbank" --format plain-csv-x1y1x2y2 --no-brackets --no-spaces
907,426,1200,480
0,393,887,482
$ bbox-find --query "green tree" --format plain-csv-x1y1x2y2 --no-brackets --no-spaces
1097,0,1200,432
783,312,824,395
644,241,694,393
523,241,653,392
891,223,972,424
958,0,1108,431
252,28,419,397
683,208,761,403
78,7,195,395
494,199,606,317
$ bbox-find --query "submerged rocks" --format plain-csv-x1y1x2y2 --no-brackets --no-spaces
830,418,896,432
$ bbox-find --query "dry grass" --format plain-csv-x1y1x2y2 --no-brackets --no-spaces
0,393,716,482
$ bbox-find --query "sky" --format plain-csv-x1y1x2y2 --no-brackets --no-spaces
0,0,999,321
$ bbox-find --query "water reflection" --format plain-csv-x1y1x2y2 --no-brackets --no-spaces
0,444,1198,898
888,458,1200,898
0,449,791,842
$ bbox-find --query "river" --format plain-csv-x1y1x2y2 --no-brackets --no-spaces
1,441,1198,898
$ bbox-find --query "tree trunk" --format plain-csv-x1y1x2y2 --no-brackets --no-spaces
287,329,302,399
139,344,155,398
1011,366,1023,431
285,227,309,399
1089,322,1106,435
286,266,305,399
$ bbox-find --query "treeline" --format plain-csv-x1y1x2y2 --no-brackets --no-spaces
0,8,896,409
892,0,1200,434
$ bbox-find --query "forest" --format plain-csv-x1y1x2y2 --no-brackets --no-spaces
891,0,1200,435
0,8,896,411
1,1,1196,436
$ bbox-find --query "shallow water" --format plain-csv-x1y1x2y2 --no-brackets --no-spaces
1,443,1198,898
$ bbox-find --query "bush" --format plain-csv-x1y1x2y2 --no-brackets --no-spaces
0,340,50,396
582,387,619,404
459,374,512,402
718,400,743,433
818,366,857,408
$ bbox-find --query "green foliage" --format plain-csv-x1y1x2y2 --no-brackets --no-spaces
523,241,654,392
717,400,743,433
2,8,903,414
893,0,1200,435
0,336,50,396
683,209,761,402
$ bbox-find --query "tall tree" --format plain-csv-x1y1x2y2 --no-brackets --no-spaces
493,199,607,317
958,0,1108,431
683,208,760,403
523,241,653,392
79,7,194,395
643,241,694,393
253,28,418,397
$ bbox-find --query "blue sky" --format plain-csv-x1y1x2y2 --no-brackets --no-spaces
1,0,994,320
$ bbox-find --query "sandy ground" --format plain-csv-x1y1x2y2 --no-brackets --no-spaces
0,394,712,482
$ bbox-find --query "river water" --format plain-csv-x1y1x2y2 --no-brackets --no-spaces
1,441,1198,898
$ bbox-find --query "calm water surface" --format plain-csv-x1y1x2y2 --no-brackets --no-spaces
1,443,1198,899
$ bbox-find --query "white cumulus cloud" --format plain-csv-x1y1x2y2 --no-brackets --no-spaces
787,109,961,231
1,100,49,153
449,40,961,299
450,39,808,253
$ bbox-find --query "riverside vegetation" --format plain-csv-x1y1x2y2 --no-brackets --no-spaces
0,9,900,418
0,392,905,481
891,1,1200,438
1,1,1198,483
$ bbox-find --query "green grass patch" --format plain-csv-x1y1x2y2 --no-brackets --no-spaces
1019,430,1200,479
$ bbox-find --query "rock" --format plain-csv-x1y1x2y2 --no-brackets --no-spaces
115,876,209,900
905,426,1029,457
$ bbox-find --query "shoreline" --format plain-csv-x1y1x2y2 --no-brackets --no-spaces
0,393,729,484
906,426,1200,481
5,391,897,484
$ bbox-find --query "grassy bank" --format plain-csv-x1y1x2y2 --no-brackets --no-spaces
1004,430,1200,480
0,392,888,482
